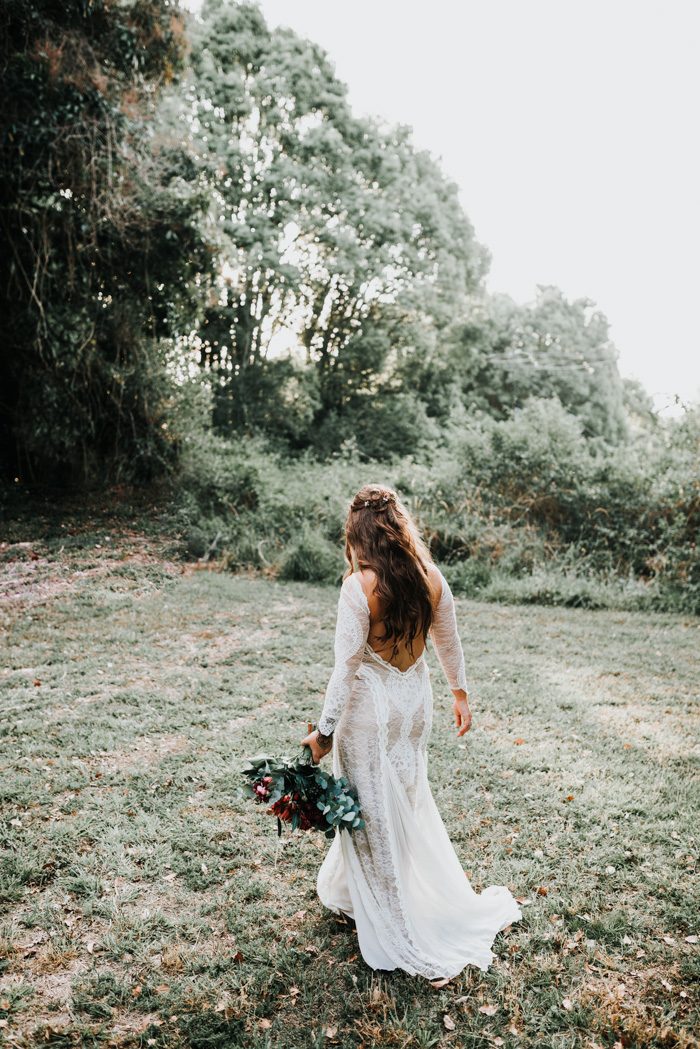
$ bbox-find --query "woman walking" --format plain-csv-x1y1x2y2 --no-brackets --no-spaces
300,483,522,981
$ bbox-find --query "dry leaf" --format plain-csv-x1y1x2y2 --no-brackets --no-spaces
259,1018,272,1029
562,997,573,1011
479,1004,498,1016
685,935,698,944
132,985,142,998
443,1014,456,1031
514,738,526,745
325,1026,338,1038
430,977,451,989
536,885,548,896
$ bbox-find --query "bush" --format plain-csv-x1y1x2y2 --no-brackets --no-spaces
277,525,344,584
164,400,700,616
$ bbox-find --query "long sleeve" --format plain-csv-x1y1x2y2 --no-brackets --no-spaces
318,574,370,736
429,569,469,693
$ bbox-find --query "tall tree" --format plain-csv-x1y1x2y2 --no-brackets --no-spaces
185,0,488,444
0,0,210,484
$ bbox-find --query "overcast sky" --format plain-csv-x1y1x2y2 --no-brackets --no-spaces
187,0,700,410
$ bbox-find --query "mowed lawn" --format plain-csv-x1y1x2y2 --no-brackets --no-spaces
1,529,698,1049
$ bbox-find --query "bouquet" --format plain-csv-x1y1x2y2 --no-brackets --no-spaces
241,725,364,839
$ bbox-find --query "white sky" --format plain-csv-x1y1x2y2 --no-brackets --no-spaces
186,0,700,410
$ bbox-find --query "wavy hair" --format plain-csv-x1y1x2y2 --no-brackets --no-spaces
343,483,434,660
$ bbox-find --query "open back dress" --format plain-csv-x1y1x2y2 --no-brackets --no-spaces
315,567,522,980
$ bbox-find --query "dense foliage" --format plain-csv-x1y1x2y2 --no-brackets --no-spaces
1,0,696,613
0,0,210,484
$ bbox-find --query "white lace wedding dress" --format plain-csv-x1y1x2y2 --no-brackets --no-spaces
315,568,522,980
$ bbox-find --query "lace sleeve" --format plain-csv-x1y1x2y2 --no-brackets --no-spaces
317,574,370,736
429,569,469,693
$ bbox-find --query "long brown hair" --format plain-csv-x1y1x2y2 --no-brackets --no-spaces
343,483,434,660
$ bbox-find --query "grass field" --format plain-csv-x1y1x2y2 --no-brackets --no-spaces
1,518,698,1048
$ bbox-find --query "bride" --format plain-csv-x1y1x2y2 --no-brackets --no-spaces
300,483,522,981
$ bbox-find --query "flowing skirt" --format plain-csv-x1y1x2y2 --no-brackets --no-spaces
316,648,522,980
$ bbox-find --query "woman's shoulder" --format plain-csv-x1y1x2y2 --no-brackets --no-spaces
424,562,444,607
344,570,377,604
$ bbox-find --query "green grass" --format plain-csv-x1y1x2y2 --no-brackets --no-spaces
0,522,698,1048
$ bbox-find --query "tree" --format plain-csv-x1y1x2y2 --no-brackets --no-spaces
402,286,628,442
0,0,211,484
184,0,488,448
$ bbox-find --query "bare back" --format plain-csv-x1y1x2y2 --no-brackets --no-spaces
354,563,443,671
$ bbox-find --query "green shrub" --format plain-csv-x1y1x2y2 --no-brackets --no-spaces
164,401,700,616
277,525,344,583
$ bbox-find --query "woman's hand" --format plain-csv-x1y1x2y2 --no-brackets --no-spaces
300,726,333,765
452,692,473,737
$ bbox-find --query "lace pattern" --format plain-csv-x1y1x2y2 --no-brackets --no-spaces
315,569,522,978
429,569,469,693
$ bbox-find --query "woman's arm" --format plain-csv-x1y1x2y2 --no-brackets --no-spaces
429,569,473,737
300,574,370,762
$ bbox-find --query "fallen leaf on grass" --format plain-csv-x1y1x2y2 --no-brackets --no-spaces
430,977,451,989
536,886,548,896
478,1004,497,1016
443,1015,456,1031
325,1026,338,1039
513,738,526,745
562,997,574,1011
259,1018,272,1029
